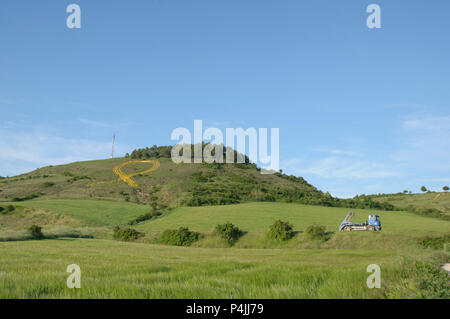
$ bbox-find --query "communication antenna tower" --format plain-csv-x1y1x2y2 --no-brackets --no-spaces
111,134,115,159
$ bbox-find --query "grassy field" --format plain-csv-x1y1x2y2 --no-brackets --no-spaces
1,238,446,299
0,199,448,298
2,199,151,226
371,192,450,215
137,202,449,235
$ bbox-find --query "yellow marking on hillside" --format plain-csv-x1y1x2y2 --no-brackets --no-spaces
88,160,160,188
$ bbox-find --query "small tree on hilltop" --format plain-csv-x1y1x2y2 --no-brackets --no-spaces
421,186,427,193
443,186,449,192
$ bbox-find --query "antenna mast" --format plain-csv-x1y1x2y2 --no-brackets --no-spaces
111,134,115,159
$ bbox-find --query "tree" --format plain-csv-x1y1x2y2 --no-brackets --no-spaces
403,190,408,194
443,186,449,192
421,186,427,193
28,225,44,239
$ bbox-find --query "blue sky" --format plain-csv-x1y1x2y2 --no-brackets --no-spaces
1,0,449,197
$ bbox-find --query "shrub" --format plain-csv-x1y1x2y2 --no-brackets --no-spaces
0,205,15,214
161,227,202,246
418,235,450,250
62,171,74,177
386,258,449,299
267,220,293,241
113,226,144,241
305,224,328,241
406,205,450,221
67,175,90,183
43,182,55,187
215,222,242,244
12,193,42,202
28,225,44,239
127,209,162,225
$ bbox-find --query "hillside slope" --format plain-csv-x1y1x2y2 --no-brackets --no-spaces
368,192,450,217
0,157,322,209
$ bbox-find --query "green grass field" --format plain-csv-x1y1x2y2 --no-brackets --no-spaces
4,199,150,226
372,192,450,216
137,202,449,235
0,199,448,298
0,238,442,299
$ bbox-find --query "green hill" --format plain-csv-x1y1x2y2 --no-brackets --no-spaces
0,144,397,214
0,156,322,209
368,192,450,219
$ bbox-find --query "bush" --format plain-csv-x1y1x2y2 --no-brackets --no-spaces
62,171,74,177
418,235,450,250
12,193,42,202
305,224,328,241
405,205,450,221
215,222,242,244
28,225,44,239
127,209,162,225
67,175,90,183
267,220,293,241
0,205,15,214
386,257,449,299
161,227,203,246
43,182,55,187
113,226,144,241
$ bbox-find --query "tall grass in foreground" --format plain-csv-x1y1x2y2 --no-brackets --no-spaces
0,239,447,299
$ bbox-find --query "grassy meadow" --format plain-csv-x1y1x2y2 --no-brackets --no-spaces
0,238,445,299
372,192,450,216
0,199,448,298
4,199,150,226
137,202,448,234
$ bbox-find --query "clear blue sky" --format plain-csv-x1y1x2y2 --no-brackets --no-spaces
1,0,449,197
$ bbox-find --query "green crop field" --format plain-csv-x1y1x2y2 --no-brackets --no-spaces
0,199,448,298
0,238,444,299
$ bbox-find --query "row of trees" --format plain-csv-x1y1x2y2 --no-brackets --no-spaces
128,143,253,165
402,186,449,194
420,186,449,193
